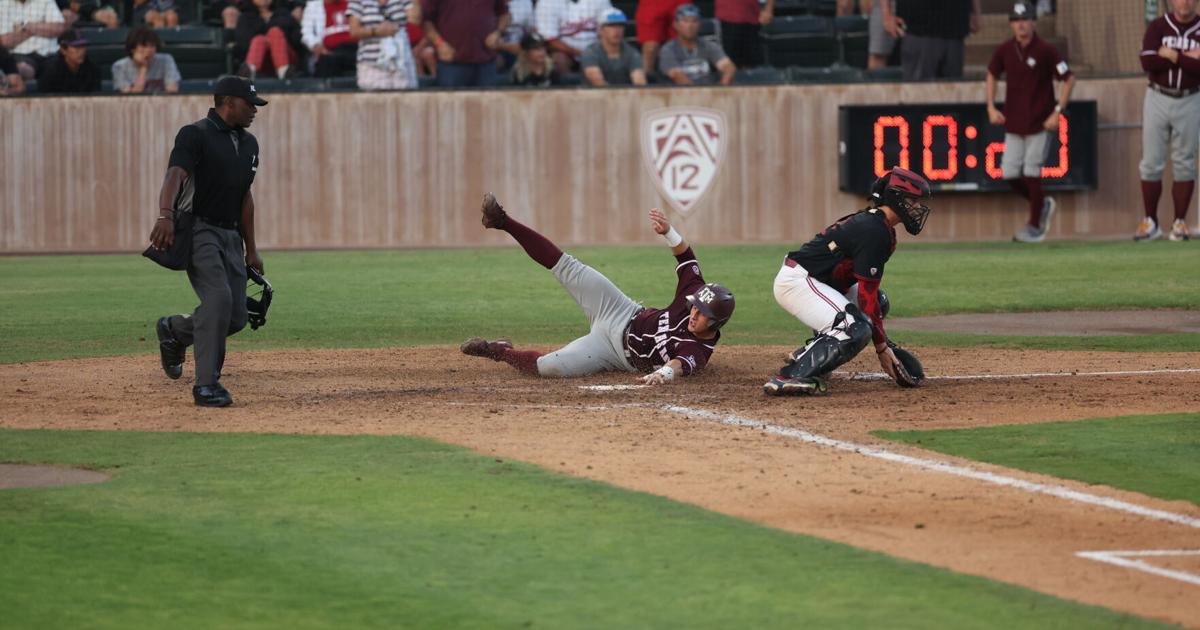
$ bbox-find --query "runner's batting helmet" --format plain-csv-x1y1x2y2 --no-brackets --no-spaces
870,168,932,236
685,283,735,331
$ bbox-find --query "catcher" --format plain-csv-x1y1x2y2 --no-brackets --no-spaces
461,193,735,385
764,168,929,396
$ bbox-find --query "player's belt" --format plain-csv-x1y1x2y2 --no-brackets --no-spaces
1149,82,1200,98
197,216,240,230
784,257,799,268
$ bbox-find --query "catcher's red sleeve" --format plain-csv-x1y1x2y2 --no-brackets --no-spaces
855,275,886,346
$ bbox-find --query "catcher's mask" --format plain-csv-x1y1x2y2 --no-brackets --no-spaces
685,283,735,331
870,167,932,236
246,267,273,330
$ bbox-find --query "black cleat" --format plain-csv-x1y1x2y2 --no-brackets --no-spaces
763,376,828,397
461,337,513,360
193,383,232,407
156,317,185,380
481,192,508,229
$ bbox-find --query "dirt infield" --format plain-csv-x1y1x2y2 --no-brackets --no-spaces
2,345,1199,626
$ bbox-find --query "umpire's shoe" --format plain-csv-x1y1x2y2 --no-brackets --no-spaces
763,375,828,396
156,317,185,380
193,383,233,407
481,192,508,229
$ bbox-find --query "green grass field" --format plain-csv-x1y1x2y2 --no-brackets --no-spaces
0,429,1168,629
876,413,1200,506
1,240,1198,363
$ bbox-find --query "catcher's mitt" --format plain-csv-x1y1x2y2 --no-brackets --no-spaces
246,267,273,330
886,340,924,388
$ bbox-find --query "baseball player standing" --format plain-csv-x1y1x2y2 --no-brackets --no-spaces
1137,0,1200,241
764,168,931,396
148,76,267,407
986,0,1074,243
461,194,735,385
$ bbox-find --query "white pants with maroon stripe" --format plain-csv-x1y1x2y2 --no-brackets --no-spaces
536,254,642,377
773,261,860,341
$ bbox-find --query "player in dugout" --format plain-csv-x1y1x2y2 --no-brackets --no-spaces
461,193,735,386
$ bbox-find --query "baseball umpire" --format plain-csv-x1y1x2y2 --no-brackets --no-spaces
148,75,267,407
764,168,931,396
1137,0,1200,241
461,194,735,385
986,0,1074,243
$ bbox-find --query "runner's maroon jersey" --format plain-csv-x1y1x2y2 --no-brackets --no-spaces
623,247,720,376
787,208,897,345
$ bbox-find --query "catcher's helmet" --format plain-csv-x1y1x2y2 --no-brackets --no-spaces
685,283,735,331
870,168,932,236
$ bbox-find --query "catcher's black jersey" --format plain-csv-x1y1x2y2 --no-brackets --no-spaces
787,209,897,290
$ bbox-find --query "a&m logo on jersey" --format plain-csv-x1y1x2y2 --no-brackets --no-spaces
641,107,727,217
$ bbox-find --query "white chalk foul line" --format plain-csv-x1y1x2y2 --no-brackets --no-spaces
847,367,1200,382
661,405,1200,531
1076,550,1200,587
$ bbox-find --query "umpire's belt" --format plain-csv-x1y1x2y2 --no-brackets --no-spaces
197,216,240,230
1149,82,1200,98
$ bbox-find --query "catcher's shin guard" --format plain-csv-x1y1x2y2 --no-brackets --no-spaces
780,308,871,380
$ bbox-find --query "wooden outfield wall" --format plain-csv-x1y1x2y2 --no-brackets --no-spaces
0,77,1161,253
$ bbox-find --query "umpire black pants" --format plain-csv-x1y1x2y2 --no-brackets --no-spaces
166,219,248,386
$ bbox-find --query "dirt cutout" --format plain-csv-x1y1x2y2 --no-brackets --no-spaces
1,345,1198,626
0,464,110,489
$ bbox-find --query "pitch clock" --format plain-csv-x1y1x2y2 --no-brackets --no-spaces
838,102,1098,194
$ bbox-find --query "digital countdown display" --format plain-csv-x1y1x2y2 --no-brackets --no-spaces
838,102,1097,194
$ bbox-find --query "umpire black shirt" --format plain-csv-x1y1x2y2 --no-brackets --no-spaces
167,108,259,225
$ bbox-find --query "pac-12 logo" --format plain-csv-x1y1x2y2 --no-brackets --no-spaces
641,107,727,217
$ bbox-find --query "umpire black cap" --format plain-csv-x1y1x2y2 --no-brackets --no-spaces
214,75,268,106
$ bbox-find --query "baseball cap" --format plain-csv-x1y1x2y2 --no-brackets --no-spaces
213,75,268,106
58,29,88,47
600,8,627,26
519,32,546,51
1009,1,1035,21
675,3,701,19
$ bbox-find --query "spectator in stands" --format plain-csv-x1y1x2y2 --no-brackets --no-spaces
0,44,25,93
581,8,645,87
0,0,67,79
347,0,416,90
131,0,179,27
715,0,772,68
301,0,358,77
659,4,734,85
406,20,435,78
421,0,509,88
58,0,118,28
889,0,980,80
635,0,685,76
112,26,180,93
235,0,305,80
494,0,531,71
38,27,99,92
869,0,897,69
535,0,610,75
510,30,556,86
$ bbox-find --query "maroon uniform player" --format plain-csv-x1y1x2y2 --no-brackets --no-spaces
462,194,736,385
1137,0,1200,241
986,0,1074,243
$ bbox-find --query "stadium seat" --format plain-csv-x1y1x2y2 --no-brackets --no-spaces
810,0,838,16
773,0,811,17
327,76,358,91
863,66,903,82
78,27,128,46
834,15,869,68
761,15,836,68
733,66,785,85
787,65,861,83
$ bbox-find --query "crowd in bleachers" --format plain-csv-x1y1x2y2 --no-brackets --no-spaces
1,0,1056,96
